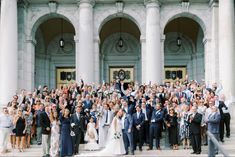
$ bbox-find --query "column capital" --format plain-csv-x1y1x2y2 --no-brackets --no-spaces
77,0,95,7
94,36,100,44
140,35,146,42
203,37,211,45
74,35,79,43
26,36,37,46
161,34,166,42
144,0,160,8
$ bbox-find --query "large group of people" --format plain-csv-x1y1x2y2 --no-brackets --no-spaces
0,78,232,157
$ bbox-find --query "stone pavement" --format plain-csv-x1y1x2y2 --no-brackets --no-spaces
1,139,235,157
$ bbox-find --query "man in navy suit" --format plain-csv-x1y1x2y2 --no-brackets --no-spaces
70,105,84,155
121,109,134,155
147,103,164,150
133,105,145,151
141,102,151,144
206,106,221,156
82,94,93,110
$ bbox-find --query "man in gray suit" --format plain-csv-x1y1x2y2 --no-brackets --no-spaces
121,109,134,155
98,103,114,148
206,106,221,156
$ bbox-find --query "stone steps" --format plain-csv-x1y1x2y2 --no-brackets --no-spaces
1,120,235,157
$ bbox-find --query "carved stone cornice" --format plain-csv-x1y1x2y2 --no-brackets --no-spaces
77,0,95,7
144,0,160,8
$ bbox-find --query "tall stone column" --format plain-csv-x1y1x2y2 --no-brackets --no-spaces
140,35,146,84
25,37,36,92
145,0,162,84
210,1,219,82
94,36,100,83
160,35,165,82
219,0,235,100
0,0,18,106
203,38,212,84
77,0,95,84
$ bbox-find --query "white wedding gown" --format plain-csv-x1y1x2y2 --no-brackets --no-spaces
77,116,126,156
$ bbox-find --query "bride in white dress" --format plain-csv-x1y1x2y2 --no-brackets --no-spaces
99,110,126,155
77,109,126,156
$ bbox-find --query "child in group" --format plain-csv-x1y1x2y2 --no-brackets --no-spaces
84,116,99,151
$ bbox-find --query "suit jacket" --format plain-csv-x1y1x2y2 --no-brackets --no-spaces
26,97,35,105
207,112,221,134
189,112,202,134
141,108,151,122
218,101,230,119
99,109,114,127
82,100,93,110
133,112,145,128
70,112,84,134
40,111,51,135
151,109,164,125
124,113,133,132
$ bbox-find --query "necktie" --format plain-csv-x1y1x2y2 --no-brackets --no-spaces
105,110,108,123
77,113,80,121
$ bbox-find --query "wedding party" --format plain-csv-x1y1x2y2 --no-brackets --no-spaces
0,78,232,157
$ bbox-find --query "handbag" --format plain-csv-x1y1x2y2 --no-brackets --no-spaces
12,128,16,134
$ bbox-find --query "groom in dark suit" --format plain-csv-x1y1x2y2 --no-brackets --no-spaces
133,105,145,151
40,104,51,157
189,106,202,155
70,105,84,155
121,109,134,155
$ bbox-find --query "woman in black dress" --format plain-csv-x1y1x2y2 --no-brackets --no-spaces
165,107,178,150
14,109,26,152
59,108,73,157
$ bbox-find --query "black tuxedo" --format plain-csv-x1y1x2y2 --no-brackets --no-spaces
218,101,231,140
70,112,84,154
141,108,151,144
189,112,202,153
40,111,51,135
133,112,145,150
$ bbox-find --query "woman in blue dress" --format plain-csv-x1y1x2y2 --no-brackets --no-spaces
59,108,73,157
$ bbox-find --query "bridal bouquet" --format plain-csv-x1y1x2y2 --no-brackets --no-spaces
114,132,122,139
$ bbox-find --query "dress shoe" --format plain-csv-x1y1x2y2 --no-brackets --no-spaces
221,139,225,143
191,152,196,154
125,152,128,155
147,148,152,151
196,152,201,154
226,135,230,138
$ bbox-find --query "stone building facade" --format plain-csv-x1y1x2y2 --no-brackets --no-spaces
0,0,234,107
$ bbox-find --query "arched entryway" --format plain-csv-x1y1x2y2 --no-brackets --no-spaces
99,17,141,83
164,17,205,82
34,17,75,88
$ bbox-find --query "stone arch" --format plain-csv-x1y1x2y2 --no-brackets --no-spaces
164,32,196,55
94,5,146,37
101,32,141,56
98,13,142,36
30,13,76,40
162,12,207,36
